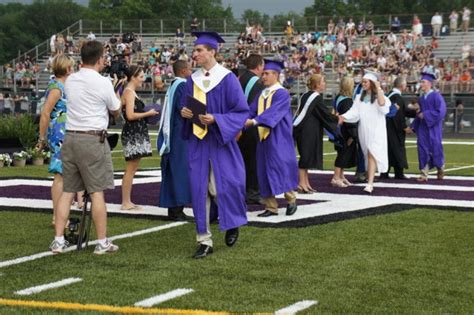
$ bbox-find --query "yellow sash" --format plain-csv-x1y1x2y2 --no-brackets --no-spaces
193,83,207,139
257,91,275,141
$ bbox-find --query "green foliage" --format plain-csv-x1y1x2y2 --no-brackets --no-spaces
0,0,84,64
241,9,271,27
0,114,38,148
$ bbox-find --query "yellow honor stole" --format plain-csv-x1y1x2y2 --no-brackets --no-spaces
257,90,276,141
193,83,207,139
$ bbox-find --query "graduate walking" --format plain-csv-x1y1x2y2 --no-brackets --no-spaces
158,60,192,221
410,72,446,182
380,77,416,180
338,71,391,193
293,74,339,193
181,32,249,259
245,60,298,217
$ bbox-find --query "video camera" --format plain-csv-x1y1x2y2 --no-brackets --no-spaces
104,56,129,80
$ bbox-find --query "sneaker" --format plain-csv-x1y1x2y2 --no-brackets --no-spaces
363,184,374,194
93,240,119,255
49,240,69,254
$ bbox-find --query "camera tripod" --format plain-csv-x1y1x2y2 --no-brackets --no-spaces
76,190,92,251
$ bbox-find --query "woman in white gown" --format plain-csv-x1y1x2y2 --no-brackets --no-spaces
338,72,391,193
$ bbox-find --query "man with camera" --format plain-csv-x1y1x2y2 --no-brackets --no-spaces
49,40,122,255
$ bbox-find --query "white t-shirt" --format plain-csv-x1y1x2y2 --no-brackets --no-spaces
431,15,442,25
65,68,121,131
462,8,471,21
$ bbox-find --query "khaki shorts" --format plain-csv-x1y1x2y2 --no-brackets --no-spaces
62,133,115,193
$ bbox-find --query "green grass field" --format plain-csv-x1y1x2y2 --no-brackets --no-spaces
0,133,473,314
0,209,473,314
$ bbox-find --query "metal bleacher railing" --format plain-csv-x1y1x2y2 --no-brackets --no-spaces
2,14,473,133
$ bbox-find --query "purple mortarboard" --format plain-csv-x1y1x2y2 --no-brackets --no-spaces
144,103,161,125
421,72,436,82
192,31,225,50
263,59,285,73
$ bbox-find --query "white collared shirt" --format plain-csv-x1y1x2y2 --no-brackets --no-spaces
191,63,230,93
65,68,120,131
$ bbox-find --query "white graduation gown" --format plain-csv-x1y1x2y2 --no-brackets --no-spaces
342,94,391,173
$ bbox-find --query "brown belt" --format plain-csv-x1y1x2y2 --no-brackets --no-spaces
66,130,103,136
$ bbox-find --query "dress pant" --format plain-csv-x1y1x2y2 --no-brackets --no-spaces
196,165,217,247
263,191,296,214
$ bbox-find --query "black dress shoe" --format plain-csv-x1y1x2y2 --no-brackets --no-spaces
168,207,190,221
379,172,390,179
257,210,278,217
286,203,297,216
225,228,239,247
193,244,213,259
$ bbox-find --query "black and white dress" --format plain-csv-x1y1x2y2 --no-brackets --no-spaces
121,92,153,161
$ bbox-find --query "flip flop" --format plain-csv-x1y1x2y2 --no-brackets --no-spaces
120,205,143,211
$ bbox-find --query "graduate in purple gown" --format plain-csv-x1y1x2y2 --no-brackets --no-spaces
245,60,298,217
411,72,446,182
180,31,249,259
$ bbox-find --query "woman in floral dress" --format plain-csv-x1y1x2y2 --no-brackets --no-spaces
37,55,77,226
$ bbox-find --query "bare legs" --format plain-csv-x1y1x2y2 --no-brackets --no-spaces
51,174,63,225
363,151,376,193
298,168,316,193
54,191,108,240
367,152,376,185
121,158,141,209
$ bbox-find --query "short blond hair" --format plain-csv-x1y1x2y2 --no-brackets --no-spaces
307,74,324,90
339,76,354,97
51,55,75,77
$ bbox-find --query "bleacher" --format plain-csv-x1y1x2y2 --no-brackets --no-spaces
2,16,473,109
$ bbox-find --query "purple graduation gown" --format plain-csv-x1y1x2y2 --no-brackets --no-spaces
182,73,249,234
411,91,446,170
249,88,298,198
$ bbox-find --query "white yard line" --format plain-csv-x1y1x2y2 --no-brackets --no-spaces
429,165,474,174
134,289,194,307
324,145,417,156
14,277,82,296
352,182,474,192
0,222,187,269
307,169,474,180
275,300,318,314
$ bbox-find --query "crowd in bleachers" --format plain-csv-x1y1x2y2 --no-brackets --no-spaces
1,8,473,99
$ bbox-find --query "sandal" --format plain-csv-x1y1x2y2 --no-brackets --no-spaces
297,186,312,194
341,177,353,186
331,178,348,188
120,205,143,211
416,176,428,182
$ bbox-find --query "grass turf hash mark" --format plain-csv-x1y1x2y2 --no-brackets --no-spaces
14,278,83,296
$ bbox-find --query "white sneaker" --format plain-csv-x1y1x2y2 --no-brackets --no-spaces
93,240,119,255
49,240,69,254
363,184,374,194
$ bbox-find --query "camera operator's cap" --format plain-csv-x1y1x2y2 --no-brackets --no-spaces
192,31,225,50
362,70,380,82
263,59,285,73
420,72,436,82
